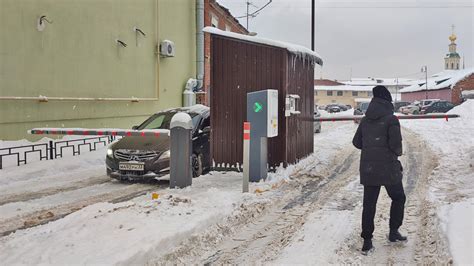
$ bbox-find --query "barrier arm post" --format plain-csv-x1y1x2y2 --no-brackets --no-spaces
243,122,250,193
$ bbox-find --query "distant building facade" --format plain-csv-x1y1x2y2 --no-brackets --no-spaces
198,0,248,105
314,85,373,107
400,69,474,104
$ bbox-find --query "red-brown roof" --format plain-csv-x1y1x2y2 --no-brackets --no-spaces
314,79,344,86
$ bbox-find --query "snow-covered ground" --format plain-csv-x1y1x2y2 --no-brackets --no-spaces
0,120,357,264
402,100,474,264
0,102,471,265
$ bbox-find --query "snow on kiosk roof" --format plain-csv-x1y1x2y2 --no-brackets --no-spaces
203,27,323,66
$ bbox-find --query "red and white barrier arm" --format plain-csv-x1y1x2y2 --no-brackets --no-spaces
313,114,460,122
243,122,250,193
28,128,170,137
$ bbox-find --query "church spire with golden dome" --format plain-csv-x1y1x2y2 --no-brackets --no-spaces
444,25,460,70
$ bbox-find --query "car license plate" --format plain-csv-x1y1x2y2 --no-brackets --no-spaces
119,162,145,171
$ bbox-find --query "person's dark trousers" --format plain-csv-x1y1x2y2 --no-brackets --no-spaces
361,182,406,239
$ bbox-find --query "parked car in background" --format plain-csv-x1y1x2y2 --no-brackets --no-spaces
354,102,370,116
354,102,370,123
314,109,321,133
400,104,421,115
106,105,211,181
345,104,352,110
327,105,341,113
393,101,410,112
421,101,455,114
326,104,347,112
318,105,326,110
419,99,440,113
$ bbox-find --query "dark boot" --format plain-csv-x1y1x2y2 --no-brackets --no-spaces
389,230,407,242
361,238,373,254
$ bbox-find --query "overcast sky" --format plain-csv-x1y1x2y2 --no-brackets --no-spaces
217,0,473,81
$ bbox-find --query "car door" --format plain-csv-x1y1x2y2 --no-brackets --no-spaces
194,114,211,168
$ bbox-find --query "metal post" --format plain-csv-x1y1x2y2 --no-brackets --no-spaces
246,1,249,30
49,140,54,160
243,122,250,193
169,112,193,189
425,66,428,99
311,0,315,51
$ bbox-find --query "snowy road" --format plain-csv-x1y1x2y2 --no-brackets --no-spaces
0,103,471,264
157,127,452,264
0,172,166,236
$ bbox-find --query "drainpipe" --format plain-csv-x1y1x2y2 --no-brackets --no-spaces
196,0,204,91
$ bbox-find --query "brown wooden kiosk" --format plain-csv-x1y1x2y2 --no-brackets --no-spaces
204,27,323,169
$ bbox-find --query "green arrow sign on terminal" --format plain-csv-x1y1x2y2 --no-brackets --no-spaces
254,102,263,113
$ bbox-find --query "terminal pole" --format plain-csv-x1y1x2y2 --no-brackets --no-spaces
243,122,250,193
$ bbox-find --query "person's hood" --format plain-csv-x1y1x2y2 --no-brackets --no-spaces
365,97,394,120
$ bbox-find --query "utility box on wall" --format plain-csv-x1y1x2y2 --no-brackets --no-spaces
247,90,278,138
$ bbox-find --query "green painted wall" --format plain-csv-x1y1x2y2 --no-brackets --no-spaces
0,0,196,140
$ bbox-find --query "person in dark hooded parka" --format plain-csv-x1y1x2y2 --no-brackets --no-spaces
353,85,407,254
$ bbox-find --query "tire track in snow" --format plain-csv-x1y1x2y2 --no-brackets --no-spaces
155,145,360,265
0,180,167,237
0,175,111,206
332,128,452,264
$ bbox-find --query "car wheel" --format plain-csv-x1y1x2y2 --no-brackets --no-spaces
315,127,321,133
192,153,203,178
413,110,419,115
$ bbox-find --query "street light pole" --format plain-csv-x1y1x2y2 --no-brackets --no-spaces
421,66,428,99
311,0,315,51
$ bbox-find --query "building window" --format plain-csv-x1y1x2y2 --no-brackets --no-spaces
352,91,358,96
225,24,231,32
327,91,333,96
367,91,373,97
451,63,454,69
337,91,343,96
211,14,219,28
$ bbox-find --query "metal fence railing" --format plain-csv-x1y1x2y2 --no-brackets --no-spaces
0,136,116,170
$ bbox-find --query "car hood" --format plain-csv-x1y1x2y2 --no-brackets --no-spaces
112,135,170,152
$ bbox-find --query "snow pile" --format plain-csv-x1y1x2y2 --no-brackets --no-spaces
400,68,474,93
203,27,323,66
403,100,474,264
439,200,474,265
0,173,252,265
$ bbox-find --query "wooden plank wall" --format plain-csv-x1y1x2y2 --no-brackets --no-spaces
210,35,314,169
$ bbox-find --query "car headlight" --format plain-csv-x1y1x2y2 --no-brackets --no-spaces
159,150,170,160
107,148,114,158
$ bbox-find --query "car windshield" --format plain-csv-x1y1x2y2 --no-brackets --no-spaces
138,111,201,130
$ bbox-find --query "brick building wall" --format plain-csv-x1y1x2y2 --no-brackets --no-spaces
452,73,474,104
198,0,248,105
401,73,474,104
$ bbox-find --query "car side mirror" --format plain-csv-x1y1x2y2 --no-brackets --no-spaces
132,125,139,130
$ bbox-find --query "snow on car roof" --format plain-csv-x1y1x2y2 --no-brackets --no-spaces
203,27,323,66
400,68,474,93
159,104,209,115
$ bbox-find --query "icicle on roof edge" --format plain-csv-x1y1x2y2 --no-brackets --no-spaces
203,27,323,66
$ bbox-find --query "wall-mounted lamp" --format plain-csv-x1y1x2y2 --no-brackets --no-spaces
37,15,53,31
116,39,127,48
